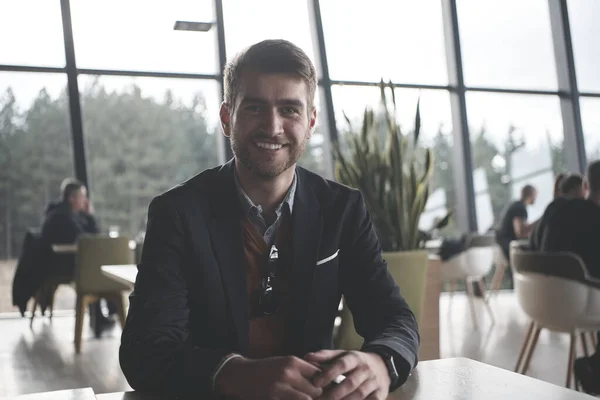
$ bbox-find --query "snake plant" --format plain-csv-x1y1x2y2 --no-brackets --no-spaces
334,80,449,251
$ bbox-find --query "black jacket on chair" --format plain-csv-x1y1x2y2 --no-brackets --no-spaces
119,160,419,397
12,229,45,316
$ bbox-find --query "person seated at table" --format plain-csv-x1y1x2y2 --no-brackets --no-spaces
494,184,537,285
119,39,419,400
527,161,600,394
558,173,587,200
41,178,114,336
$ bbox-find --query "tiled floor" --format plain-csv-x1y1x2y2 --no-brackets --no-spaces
0,290,593,397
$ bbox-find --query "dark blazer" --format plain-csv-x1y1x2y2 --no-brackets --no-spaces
119,160,419,397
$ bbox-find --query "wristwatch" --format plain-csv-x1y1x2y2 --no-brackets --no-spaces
366,347,402,390
380,352,400,388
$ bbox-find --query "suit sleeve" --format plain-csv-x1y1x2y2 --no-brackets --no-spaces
119,195,230,396
339,191,419,383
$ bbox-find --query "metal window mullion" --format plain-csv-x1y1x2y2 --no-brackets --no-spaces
60,0,89,189
308,0,336,179
548,0,587,173
441,0,477,233
214,0,231,163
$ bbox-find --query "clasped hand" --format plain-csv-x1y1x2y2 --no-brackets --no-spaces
217,350,389,400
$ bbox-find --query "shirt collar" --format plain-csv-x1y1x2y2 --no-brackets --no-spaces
234,169,297,217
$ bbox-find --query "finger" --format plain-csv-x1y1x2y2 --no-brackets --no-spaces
293,357,325,378
305,349,345,363
273,382,314,400
289,376,323,399
313,353,359,388
340,377,379,400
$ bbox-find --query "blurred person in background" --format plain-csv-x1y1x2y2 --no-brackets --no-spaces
527,162,600,394
41,178,114,337
495,185,537,261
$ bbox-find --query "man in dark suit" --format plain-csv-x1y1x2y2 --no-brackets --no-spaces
120,39,419,400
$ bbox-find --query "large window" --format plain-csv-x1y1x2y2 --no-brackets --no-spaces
0,72,73,259
222,0,316,64
580,97,600,162
79,76,220,237
0,0,65,67
70,0,218,74
568,0,600,93
457,0,557,90
466,93,564,232
320,0,448,84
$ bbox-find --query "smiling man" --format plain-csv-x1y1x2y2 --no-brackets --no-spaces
119,40,419,400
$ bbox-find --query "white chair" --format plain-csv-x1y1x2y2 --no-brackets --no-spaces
441,234,495,328
511,248,600,390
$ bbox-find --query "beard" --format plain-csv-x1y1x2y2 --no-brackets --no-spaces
230,130,309,179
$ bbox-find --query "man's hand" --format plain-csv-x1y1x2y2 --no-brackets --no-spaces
84,199,94,215
304,350,390,400
215,355,323,400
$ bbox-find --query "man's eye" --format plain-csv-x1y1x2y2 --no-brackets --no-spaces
281,107,299,115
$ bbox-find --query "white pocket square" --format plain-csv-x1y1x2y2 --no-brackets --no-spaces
316,249,340,266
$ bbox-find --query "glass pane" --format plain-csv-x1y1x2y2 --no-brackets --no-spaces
580,97,600,161
80,76,220,236
0,1,65,67
70,0,217,74
222,0,316,65
332,85,455,233
321,0,447,84
0,72,73,259
457,0,558,90
466,92,564,233
568,0,600,93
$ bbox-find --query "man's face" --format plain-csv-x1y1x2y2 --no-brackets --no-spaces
69,187,88,212
528,190,537,205
220,71,316,179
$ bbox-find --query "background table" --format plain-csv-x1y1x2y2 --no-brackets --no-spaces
101,265,138,286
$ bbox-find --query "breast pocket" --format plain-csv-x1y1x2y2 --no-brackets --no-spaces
316,249,340,267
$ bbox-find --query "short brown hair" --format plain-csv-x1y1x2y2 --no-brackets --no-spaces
559,174,584,195
588,160,600,195
521,184,536,200
223,39,317,112
61,178,84,202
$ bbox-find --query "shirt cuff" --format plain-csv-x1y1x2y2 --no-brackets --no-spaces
211,353,244,393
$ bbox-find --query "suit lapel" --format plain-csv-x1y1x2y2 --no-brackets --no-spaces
208,161,248,353
290,169,323,354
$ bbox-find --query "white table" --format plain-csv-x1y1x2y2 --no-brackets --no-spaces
101,264,138,286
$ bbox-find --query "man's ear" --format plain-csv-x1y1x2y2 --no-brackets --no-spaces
307,107,317,140
219,102,232,137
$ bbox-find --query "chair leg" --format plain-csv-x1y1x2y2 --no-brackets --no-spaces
48,284,58,320
492,263,507,293
580,332,590,358
30,296,38,328
465,279,478,330
521,324,542,375
590,331,598,347
567,333,577,389
515,321,535,372
477,279,495,323
110,293,127,329
74,294,89,354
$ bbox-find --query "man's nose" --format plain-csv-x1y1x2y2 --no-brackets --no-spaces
261,109,284,135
